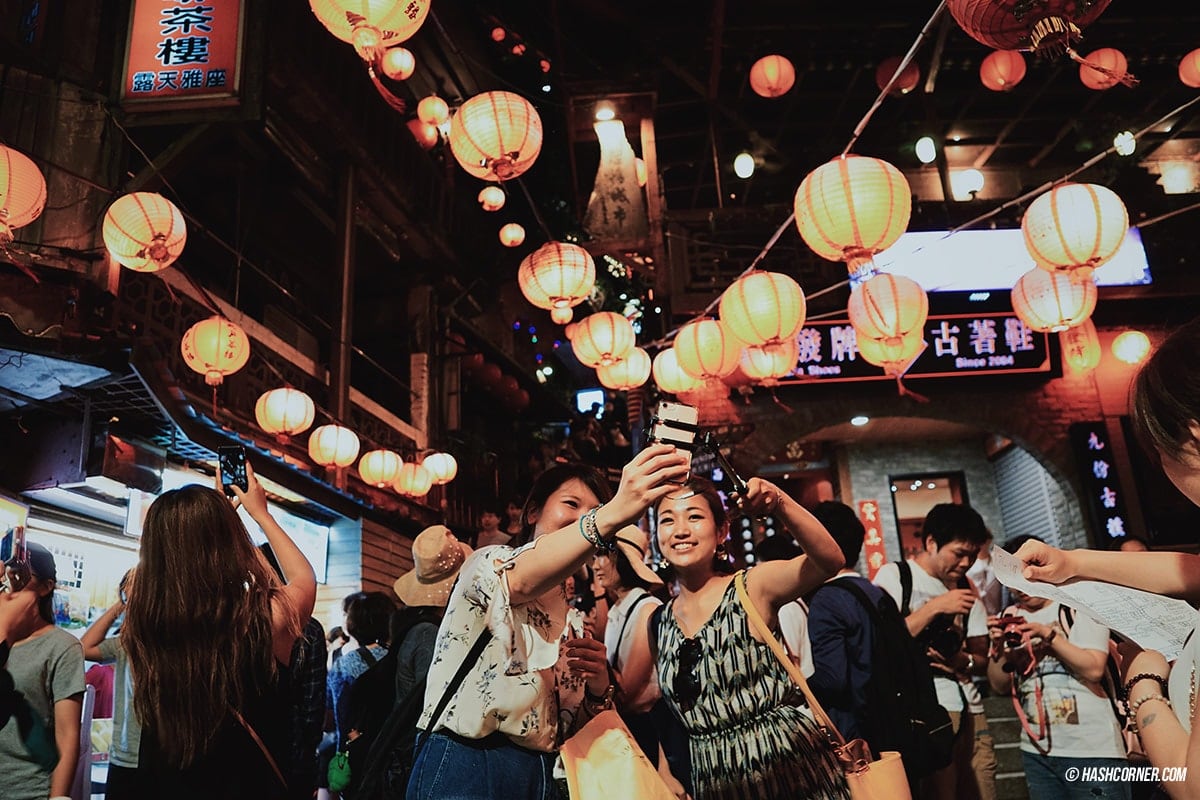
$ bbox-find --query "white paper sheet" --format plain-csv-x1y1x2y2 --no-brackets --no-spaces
991,547,1197,661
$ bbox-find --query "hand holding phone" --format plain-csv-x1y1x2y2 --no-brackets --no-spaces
647,401,699,482
217,445,249,498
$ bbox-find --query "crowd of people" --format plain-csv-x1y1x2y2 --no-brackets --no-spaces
5,316,1200,800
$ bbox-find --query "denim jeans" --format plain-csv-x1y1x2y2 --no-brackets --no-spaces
405,731,561,800
1021,752,1133,800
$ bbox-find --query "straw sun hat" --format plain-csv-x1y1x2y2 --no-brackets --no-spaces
393,525,473,608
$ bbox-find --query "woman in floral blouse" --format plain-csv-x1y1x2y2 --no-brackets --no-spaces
406,444,688,800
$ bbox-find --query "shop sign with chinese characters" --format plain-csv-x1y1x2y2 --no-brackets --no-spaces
1069,422,1132,544
775,313,1052,384
120,0,245,110
858,500,888,580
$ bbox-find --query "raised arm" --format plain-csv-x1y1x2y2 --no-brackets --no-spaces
1017,540,1200,603
506,444,688,605
81,599,125,662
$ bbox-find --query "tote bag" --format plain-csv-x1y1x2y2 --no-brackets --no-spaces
560,709,678,800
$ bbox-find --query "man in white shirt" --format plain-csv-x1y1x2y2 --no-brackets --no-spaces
874,503,995,800
966,532,1003,617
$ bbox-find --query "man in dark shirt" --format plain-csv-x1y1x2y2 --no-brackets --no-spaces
287,616,327,800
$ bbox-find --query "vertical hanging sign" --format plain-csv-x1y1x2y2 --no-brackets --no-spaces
1069,421,1132,545
120,0,245,111
858,499,888,580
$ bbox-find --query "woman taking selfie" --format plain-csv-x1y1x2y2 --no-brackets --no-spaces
649,476,848,800
406,443,688,800
124,461,316,799
1013,316,1200,800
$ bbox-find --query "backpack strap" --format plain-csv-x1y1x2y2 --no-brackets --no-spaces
826,577,882,626
899,559,914,618
612,591,655,670
423,627,492,736
359,645,379,668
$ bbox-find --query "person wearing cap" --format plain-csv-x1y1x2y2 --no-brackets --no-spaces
1,541,86,800
406,446,689,800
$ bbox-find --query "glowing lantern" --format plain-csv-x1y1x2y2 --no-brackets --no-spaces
739,338,799,384
719,271,806,348
1112,330,1151,365
255,387,316,441
794,155,912,273
875,56,920,94
634,158,648,188
1059,319,1101,372
478,185,506,211
572,311,635,368
103,192,187,272
181,316,251,386
847,273,929,345
597,347,651,391
394,462,433,497
858,329,925,376
947,0,1113,56
980,50,1026,91
448,91,543,181
1010,268,1097,333
407,118,439,149
499,222,526,247
422,452,458,485
1022,183,1128,279
551,307,574,324
380,47,415,80
749,55,795,98
518,242,596,323
674,319,741,380
652,347,702,394
417,95,450,127
358,449,403,487
1079,48,1128,90
563,321,578,340
309,0,431,58
0,145,46,244
1180,49,1200,88
308,424,361,468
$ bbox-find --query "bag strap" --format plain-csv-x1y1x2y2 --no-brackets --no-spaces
733,570,846,747
612,591,655,669
359,645,378,668
423,627,493,735
229,705,287,790
825,577,883,627
898,560,913,618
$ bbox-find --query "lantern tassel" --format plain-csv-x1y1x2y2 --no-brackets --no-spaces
1066,48,1139,87
769,388,793,414
366,63,408,113
894,376,929,403
211,385,218,419
1,243,41,284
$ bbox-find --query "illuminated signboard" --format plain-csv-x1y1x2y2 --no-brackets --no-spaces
1069,421,1132,545
774,313,1052,384
120,0,245,110
858,500,887,580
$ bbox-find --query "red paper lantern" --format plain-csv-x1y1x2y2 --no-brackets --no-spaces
1180,49,1200,88
875,56,920,95
1079,48,1127,90
499,222,526,247
380,47,415,81
0,144,47,244
407,118,439,150
475,362,502,388
417,95,450,127
478,185,506,211
749,55,795,98
980,50,1026,91
947,0,1113,56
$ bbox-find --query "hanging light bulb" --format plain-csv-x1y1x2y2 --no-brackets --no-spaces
915,136,937,164
733,152,755,179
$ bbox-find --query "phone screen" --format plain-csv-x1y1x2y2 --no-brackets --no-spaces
218,446,248,496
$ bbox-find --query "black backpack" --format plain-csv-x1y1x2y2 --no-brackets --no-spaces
824,577,955,779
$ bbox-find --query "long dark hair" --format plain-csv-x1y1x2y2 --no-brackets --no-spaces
1132,317,1200,462
122,485,292,768
514,462,614,546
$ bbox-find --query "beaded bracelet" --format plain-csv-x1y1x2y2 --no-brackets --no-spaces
1122,672,1169,701
578,505,616,552
1128,694,1172,735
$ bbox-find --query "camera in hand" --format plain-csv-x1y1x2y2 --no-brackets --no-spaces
918,614,966,661
996,614,1027,650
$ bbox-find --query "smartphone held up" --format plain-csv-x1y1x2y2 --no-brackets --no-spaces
647,401,699,482
218,445,249,497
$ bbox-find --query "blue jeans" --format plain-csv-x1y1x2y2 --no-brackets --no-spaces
405,731,561,800
1021,752,1133,800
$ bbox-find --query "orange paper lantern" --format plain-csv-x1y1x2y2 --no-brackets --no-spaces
1059,318,1101,372
422,452,458,484
478,185,506,211
1111,330,1151,365
310,0,431,57
1180,48,1200,88
308,424,361,468
0,145,46,243
597,347,651,391
517,242,596,318
358,449,403,487
255,387,316,440
1079,48,1128,90
794,155,912,272
380,46,415,80
674,319,741,380
947,0,1113,54
1022,182,1128,278
1011,268,1097,333
875,56,920,94
448,91,543,181
652,347,702,394
738,339,799,384
980,50,1027,91
719,271,806,347
499,222,526,247
417,95,450,126
858,329,926,376
749,55,795,98
571,311,635,368
394,462,433,497
181,316,251,386
407,118,439,150
847,273,929,345
103,192,187,272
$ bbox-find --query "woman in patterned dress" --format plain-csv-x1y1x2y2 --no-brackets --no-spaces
650,476,850,800
406,444,688,800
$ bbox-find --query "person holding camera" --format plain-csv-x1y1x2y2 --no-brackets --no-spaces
873,503,994,800
985,541,1129,800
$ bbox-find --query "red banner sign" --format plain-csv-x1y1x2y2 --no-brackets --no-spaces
858,499,888,580
120,0,244,110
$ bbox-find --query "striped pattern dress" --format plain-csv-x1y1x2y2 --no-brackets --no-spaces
656,579,850,800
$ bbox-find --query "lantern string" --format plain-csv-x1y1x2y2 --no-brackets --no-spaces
514,176,557,242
